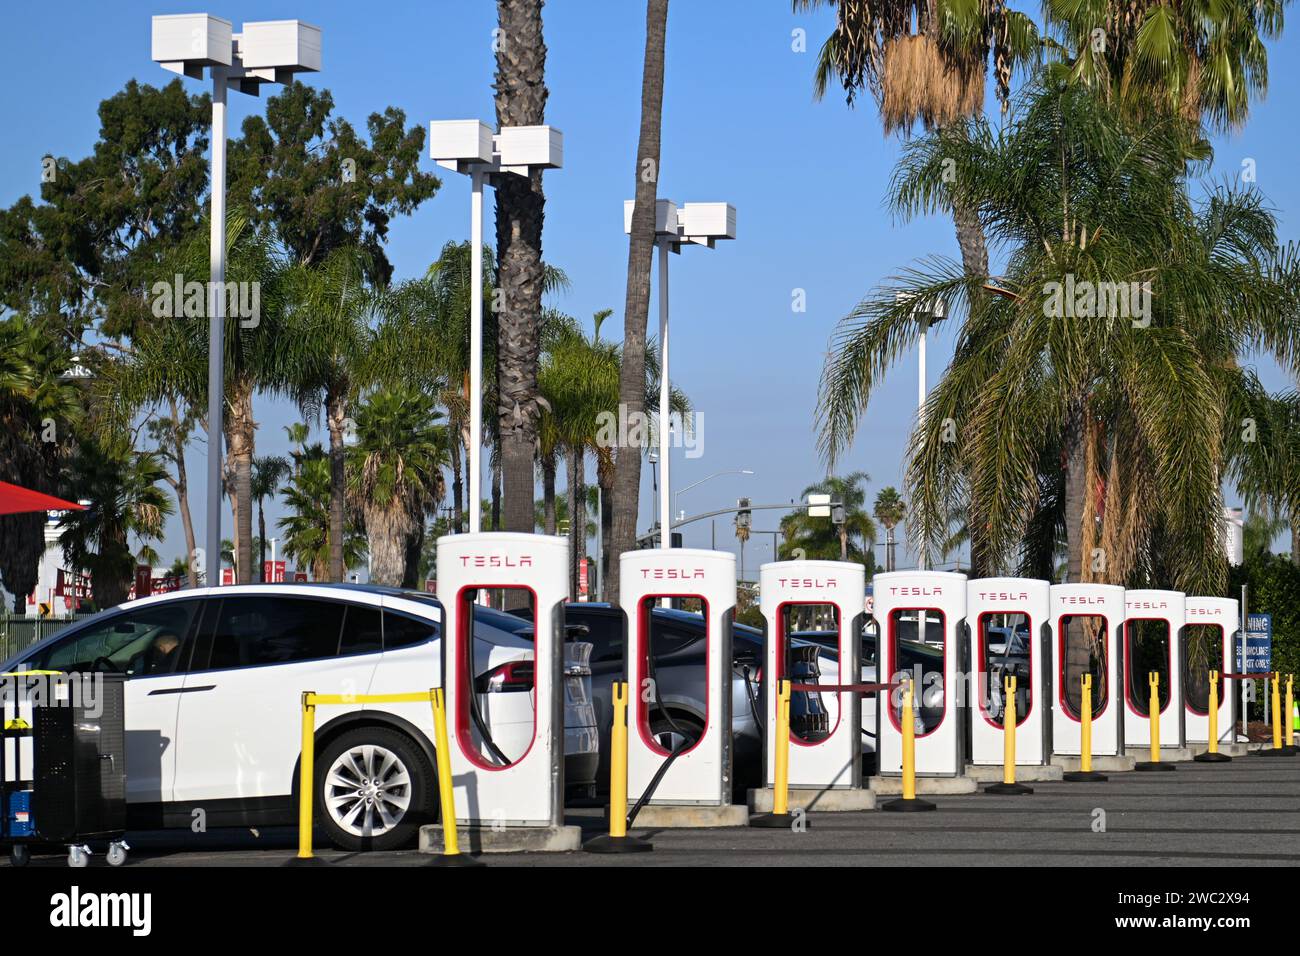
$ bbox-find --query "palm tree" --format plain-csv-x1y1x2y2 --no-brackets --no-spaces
817,80,1300,594
284,246,381,582
1042,0,1285,132
494,0,551,537
874,486,906,571
797,0,1040,277
608,0,671,604
278,443,366,582
778,472,878,565
285,422,310,475
0,314,81,611
58,438,173,609
251,455,290,581
348,387,448,587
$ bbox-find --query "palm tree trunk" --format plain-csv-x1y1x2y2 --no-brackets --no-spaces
449,432,464,534
257,500,268,582
573,454,587,598
326,391,348,581
226,385,256,585
402,518,424,589
491,463,501,532
600,472,614,600
567,448,581,598
1291,515,1299,566
494,0,548,537
951,195,989,278
608,0,670,605
542,453,557,535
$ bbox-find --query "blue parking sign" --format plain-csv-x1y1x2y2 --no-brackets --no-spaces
1238,613,1272,673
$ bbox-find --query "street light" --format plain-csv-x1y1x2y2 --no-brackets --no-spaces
896,292,946,570
152,14,321,584
674,468,753,521
429,121,564,534
623,199,736,550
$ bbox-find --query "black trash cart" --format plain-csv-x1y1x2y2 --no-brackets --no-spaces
2,671,128,867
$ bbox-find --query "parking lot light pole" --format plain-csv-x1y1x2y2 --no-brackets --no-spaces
431,122,564,534
624,200,736,551
152,15,321,584
896,292,946,570
674,468,754,523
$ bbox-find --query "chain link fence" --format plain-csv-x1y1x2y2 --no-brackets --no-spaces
0,615,93,663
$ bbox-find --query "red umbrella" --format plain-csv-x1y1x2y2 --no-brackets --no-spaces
0,480,85,516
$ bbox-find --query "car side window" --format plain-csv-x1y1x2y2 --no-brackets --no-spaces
571,611,622,663
339,604,383,656
384,611,437,650
204,597,345,670
26,601,197,677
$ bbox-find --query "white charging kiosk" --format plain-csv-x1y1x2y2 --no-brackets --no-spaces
620,548,736,808
437,532,568,828
966,578,1051,767
1050,583,1125,757
1183,596,1237,748
759,560,864,789
1124,589,1186,749
873,570,967,777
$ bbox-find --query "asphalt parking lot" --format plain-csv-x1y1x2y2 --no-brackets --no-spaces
6,755,1297,867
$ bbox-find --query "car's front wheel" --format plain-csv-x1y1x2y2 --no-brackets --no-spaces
315,727,435,851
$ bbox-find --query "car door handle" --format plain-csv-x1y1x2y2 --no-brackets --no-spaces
147,684,216,696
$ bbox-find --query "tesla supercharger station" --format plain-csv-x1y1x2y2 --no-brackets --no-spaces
438,532,568,830
1050,583,1125,757
760,560,864,790
1124,589,1186,750
873,570,967,777
1184,597,1238,749
966,578,1051,768
620,548,736,811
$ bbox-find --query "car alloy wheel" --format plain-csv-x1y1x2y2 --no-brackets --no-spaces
324,743,413,838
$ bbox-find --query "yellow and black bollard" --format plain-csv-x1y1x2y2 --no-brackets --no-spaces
1286,675,1297,755
426,687,484,866
881,679,936,812
1257,671,1297,757
584,682,653,852
984,675,1032,794
750,679,806,828
1194,670,1232,763
1064,673,1108,781
1135,672,1176,772
285,691,331,866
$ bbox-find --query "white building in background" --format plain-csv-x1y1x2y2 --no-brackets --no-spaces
1222,506,1244,566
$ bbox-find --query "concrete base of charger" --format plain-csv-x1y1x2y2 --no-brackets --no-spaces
1125,745,1194,763
419,823,581,854
747,786,876,813
965,763,1064,783
626,804,750,828
1051,754,1137,773
868,774,978,795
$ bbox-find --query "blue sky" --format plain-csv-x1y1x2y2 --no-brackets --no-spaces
2,1,1297,574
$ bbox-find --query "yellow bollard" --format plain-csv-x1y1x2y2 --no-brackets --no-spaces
426,687,483,866
285,692,328,865
1135,671,1175,771
1286,675,1296,752
882,678,936,811
749,679,803,827
1195,670,1232,763
985,675,1032,794
584,681,653,851
1272,672,1283,750
1064,673,1108,781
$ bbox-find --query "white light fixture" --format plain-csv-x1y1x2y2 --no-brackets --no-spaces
152,13,321,586
429,120,564,535
624,197,736,552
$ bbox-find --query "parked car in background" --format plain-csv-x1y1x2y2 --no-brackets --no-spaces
1,584,598,851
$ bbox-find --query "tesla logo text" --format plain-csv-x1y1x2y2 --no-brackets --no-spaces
1059,596,1104,605
1187,607,1222,618
640,568,705,580
778,578,838,589
459,555,533,568
1127,600,1168,610
977,591,1028,602
889,586,942,596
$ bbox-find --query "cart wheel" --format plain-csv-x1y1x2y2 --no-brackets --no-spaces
67,846,90,868
106,843,128,867
10,845,30,867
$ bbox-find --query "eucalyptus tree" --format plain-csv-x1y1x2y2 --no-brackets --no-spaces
817,81,1300,595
